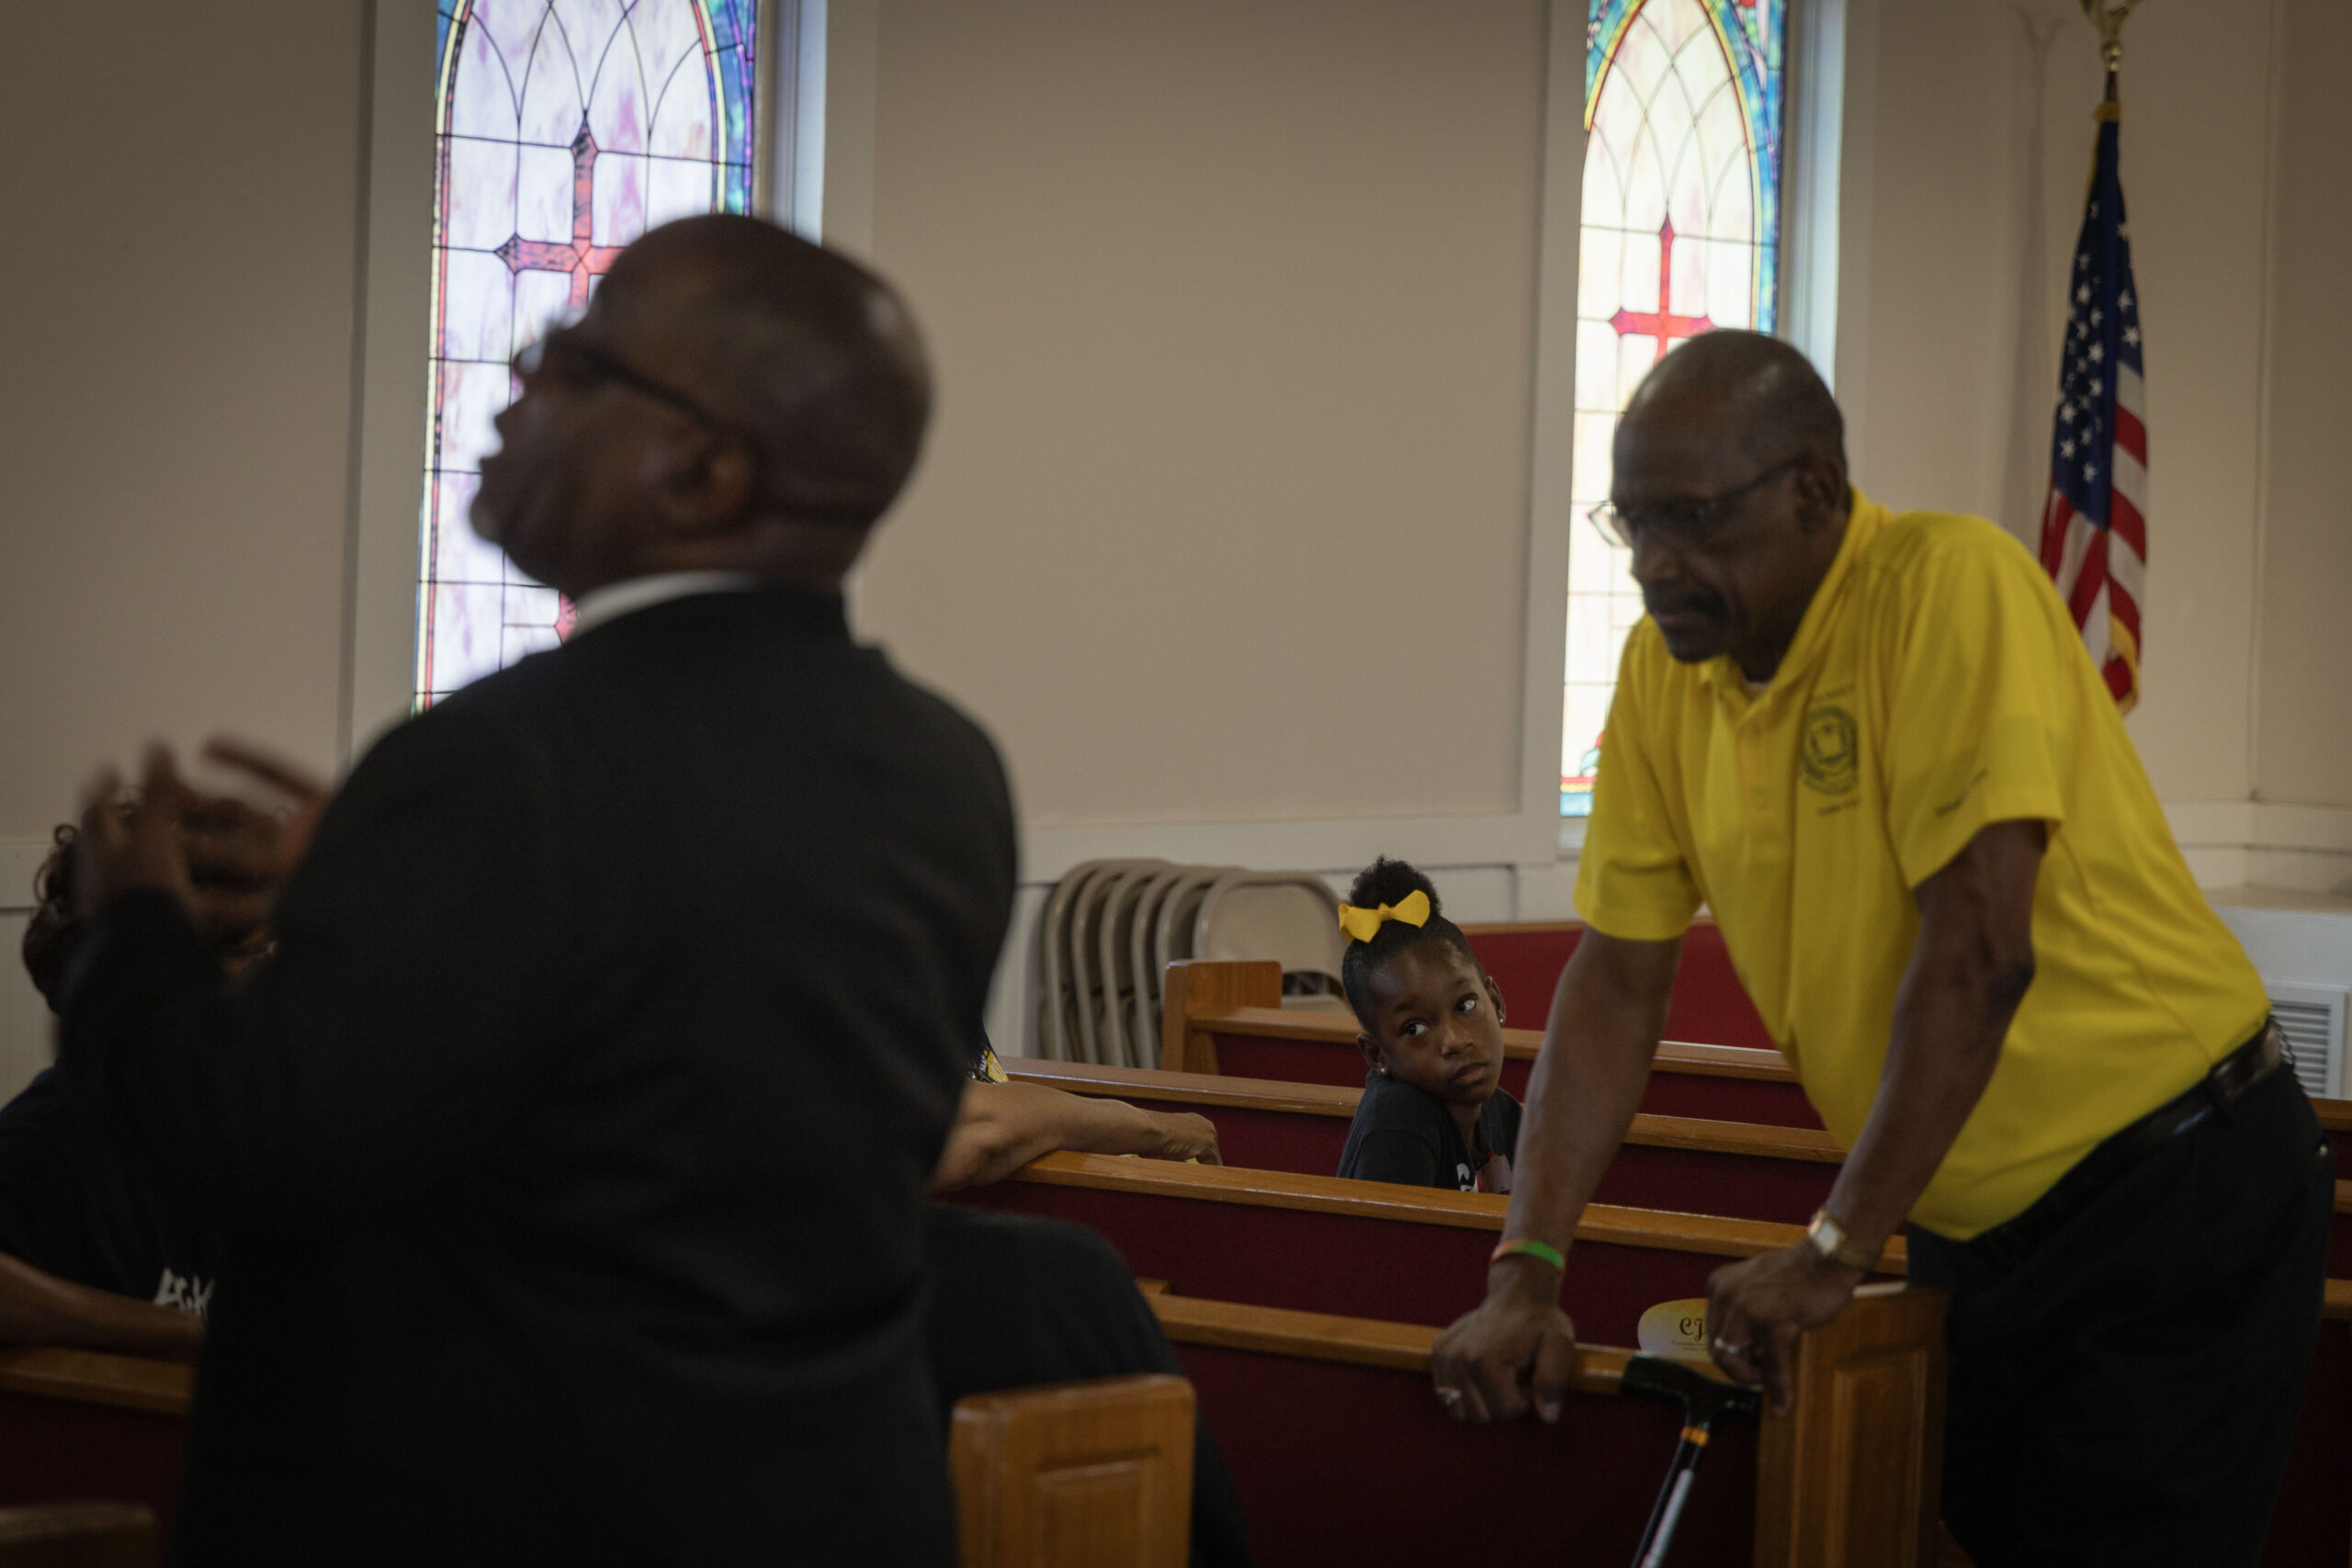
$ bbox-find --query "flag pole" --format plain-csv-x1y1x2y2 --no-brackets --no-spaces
2079,0,2141,103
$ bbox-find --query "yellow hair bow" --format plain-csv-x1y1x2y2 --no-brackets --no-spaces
1336,888,1431,944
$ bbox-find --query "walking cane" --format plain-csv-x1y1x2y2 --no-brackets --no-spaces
1618,1356,1760,1568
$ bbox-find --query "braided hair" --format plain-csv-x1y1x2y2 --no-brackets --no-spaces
1338,857,1481,1032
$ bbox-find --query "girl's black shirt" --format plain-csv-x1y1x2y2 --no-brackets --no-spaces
0,1066,218,1314
1336,1070,1522,1191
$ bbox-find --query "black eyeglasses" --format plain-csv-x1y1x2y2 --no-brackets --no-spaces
513,329,740,436
1587,454,1810,552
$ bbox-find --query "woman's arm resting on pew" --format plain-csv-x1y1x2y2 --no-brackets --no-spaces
0,1253,204,1363
931,1081,1223,1192
1432,931,1682,1425
1707,819,2043,1413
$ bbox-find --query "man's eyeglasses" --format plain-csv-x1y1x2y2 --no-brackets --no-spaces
1587,454,1810,552
513,330,740,436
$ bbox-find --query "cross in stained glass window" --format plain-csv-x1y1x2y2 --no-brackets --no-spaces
415,0,763,711
494,125,629,312
1608,218,1714,367
1564,0,1788,818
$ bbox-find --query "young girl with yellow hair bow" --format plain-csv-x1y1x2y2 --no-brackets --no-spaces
1333,858,1521,1193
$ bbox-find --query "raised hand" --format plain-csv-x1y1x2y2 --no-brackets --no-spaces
76,747,197,918
179,738,331,949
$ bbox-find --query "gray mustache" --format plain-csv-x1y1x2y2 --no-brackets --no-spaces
1642,592,1726,620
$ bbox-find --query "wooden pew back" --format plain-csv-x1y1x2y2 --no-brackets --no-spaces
1459,918,1780,1054
0,1352,187,1528
1159,962,2352,1155
1150,1285,1944,1568
1008,1057,1845,1222
1159,960,1825,1127
951,1375,1196,1568
943,1152,1902,1347
0,1293,2339,1562
0,1505,158,1568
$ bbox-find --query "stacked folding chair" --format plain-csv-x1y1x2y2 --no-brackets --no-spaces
1034,863,1347,1065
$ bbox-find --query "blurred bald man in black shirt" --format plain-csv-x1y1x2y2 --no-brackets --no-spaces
64,217,1010,1566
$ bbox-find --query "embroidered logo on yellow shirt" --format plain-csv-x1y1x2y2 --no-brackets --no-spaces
1800,704,1860,795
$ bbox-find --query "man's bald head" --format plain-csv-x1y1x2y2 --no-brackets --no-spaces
1621,329,1843,474
475,214,934,598
1607,331,1854,679
608,214,933,526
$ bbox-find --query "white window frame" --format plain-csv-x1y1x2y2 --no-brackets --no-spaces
340,0,828,763
1544,0,1853,853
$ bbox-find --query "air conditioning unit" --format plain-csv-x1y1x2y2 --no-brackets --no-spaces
2269,982,2348,1102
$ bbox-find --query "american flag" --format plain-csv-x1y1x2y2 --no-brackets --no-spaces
2038,102,2146,711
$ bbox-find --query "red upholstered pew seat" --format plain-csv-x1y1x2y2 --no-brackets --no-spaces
1461,919,1778,1054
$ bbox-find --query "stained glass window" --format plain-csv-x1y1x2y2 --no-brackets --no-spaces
1563,0,1786,815
417,0,761,707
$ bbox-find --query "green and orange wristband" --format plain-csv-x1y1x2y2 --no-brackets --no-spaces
1489,1238,1566,1273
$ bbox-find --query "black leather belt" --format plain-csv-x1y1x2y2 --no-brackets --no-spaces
1966,1019,2286,1271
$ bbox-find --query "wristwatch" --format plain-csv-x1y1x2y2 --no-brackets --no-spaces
1804,1208,1881,1271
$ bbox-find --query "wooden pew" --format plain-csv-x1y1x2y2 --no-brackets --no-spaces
1009,1057,1844,1223
1162,962,2352,1166
0,1348,1209,1568
956,1154,2352,1567
1459,917,1779,1054
941,1151,1895,1348
1012,1059,2352,1312
0,1351,187,1526
1148,1284,1944,1568
0,1286,2341,1563
2324,1100,2352,1182
0,1504,158,1568
1160,960,1824,1128
951,1374,1195,1568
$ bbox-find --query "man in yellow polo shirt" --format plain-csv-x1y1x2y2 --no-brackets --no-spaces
1431,331,2330,1566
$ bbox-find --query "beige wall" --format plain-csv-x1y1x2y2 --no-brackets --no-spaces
847,0,2348,860
852,0,1550,830
0,3,366,844
1841,0,2281,809
2254,0,2352,810
1829,0,2348,890
0,0,2344,930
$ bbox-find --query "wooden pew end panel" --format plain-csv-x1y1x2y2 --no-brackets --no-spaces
1159,962,1282,1075
951,1374,1197,1568
1756,1283,1949,1568
0,1503,160,1568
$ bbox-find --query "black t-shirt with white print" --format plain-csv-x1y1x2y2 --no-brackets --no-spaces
0,1066,218,1316
1336,1068,1522,1192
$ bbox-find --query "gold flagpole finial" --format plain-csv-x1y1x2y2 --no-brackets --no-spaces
2080,0,2142,92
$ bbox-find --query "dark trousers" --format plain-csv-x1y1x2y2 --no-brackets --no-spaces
923,1204,1258,1567
1905,1067,2332,1568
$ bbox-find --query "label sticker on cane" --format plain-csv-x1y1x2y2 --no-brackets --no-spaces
1637,1298,1713,1362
